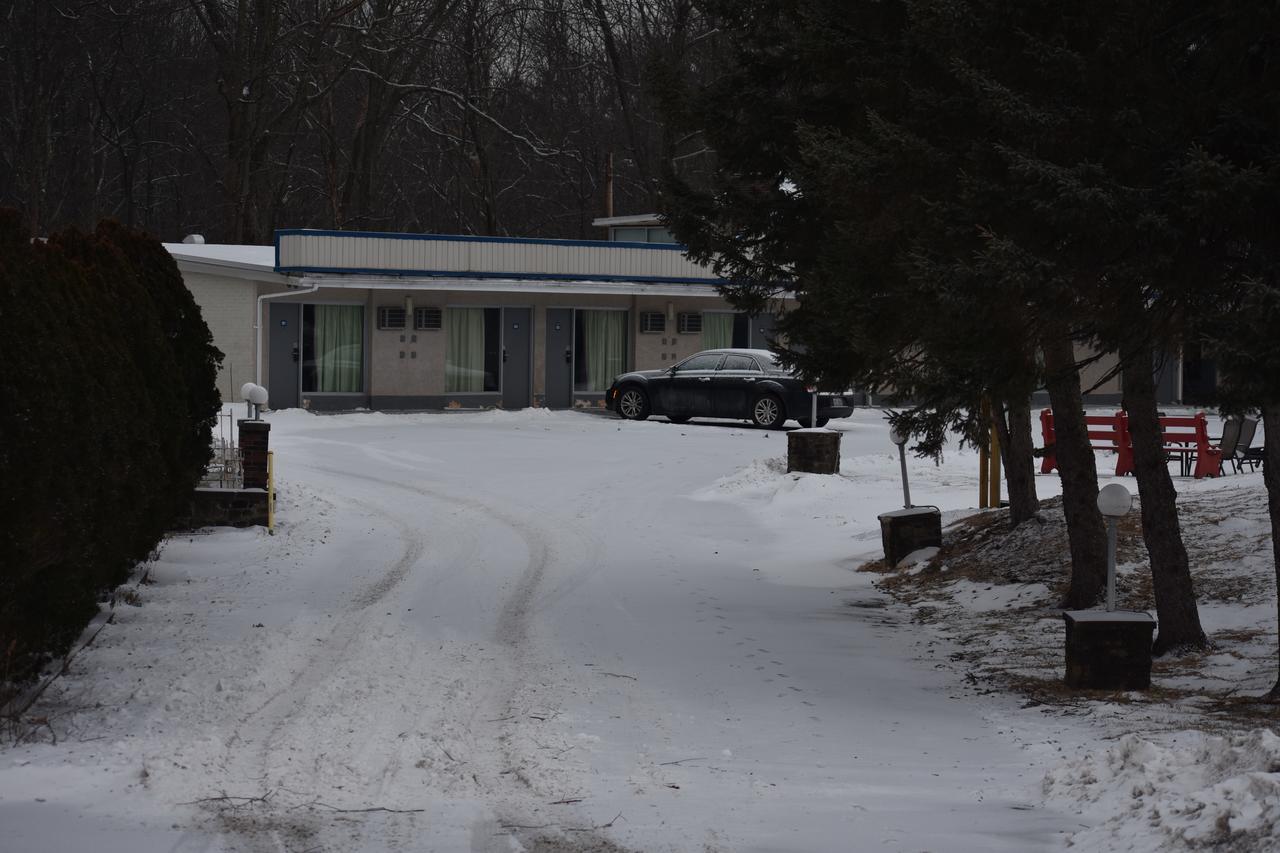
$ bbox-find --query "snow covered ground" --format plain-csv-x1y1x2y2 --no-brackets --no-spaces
1,407,1275,852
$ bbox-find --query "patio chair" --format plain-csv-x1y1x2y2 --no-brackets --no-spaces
1207,416,1240,475
1228,417,1259,472
1238,417,1264,471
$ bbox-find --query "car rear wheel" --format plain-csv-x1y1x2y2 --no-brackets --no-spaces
617,387,651,420
751,394,786,429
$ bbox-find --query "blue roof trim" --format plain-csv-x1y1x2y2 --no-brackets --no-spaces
275,265,724,286
275,227,689,252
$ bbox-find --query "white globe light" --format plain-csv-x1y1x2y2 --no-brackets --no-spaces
1096,483,1133,518
240,382,257,402
247,384,269,406
889,425,907,446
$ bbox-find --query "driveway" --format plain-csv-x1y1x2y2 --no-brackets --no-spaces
0,408,1075,852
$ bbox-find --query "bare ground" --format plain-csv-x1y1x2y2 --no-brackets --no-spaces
861,483,1280,730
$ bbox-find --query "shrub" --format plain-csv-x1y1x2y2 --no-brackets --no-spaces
0,211,222,687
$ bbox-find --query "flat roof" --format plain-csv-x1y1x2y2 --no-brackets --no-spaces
165,243,275,270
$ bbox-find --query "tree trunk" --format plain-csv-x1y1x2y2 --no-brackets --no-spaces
1261,404,1280,699
995,395,1040,527
1121,347,1207,654
1040,330,1107,608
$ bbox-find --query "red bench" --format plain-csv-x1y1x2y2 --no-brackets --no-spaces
1039,409,1221,479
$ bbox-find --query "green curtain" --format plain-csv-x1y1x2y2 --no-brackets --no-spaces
583,310,627,391
446,308,486,392
703,312,734,350
314,305,363,392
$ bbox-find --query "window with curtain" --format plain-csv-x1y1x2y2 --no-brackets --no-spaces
703,312,735,350
302,304,364,393
446,307,500,392
574,310,627,392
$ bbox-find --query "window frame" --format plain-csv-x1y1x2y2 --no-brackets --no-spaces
414,306,443,331
444,305,502,394
300,301,367,396
677,312,703,334
377,305,407,330
639,311,666,333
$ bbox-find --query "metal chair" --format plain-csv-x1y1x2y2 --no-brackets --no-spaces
1208,416,1241,475
1236,417,1262,472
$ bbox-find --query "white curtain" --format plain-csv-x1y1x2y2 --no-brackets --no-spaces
312,305,363,392
703,313,734,350
582,310,627,391
446,308,486,392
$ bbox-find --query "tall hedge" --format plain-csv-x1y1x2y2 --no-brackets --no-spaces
0,211,222,684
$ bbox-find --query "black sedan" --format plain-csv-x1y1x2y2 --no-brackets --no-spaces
605,349,854,429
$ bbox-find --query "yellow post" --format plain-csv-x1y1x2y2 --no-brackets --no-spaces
267,450,275,534
979,398,990,507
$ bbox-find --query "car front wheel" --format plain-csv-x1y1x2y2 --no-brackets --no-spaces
617,387,651,420
751,394,786,429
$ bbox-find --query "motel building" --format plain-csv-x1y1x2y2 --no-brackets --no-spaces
167,215,786,411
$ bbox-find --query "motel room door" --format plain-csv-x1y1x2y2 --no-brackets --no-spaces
268,303,301,409
502,307,531,409
545,308,574,408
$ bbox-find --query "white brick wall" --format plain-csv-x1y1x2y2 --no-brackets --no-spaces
183,272,258,403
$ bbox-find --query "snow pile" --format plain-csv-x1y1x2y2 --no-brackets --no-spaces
1045,729,1280,851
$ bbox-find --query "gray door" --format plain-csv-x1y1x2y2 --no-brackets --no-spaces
749,313,777,349
545,308,574,408
502,307,531,409
269,303,301,409
1154,350,1179,404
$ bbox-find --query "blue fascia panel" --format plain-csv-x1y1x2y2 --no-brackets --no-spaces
274,265,724,286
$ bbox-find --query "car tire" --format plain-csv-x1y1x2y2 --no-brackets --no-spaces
667,415,691,424
798,417,830,428
751,394,786,429
617,386,651,421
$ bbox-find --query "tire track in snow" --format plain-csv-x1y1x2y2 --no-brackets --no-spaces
301,451,634,852
345,496,426,609
202,471,473,850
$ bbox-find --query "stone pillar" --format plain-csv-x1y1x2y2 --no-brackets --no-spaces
787,429,841,474
877,506,942,567
238,419,271,490
1062,611,1156,690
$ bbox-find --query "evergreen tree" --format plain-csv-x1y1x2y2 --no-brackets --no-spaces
661,1,1258,649
1196,0,1280,694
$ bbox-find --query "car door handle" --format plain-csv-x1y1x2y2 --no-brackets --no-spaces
698,377,711,382
502,348,508,363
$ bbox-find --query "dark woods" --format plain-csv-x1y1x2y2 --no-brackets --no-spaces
0,0,718,244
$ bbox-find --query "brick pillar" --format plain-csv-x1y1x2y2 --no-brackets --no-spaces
238,420,271,490
787,429,841,474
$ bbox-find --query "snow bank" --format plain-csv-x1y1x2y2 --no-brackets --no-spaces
1045,729,1280,851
